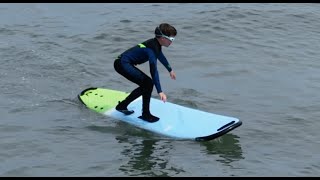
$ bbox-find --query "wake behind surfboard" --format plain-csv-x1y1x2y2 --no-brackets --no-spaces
78,87,242,141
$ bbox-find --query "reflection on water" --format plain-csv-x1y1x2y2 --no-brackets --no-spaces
87,120,243,176
116,137,185,177
200,133,244,165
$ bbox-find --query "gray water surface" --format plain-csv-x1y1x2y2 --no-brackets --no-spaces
1,3,320,177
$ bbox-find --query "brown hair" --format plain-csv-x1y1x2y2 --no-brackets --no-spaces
155,23,177,37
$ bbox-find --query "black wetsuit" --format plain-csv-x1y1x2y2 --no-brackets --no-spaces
114,38,172,122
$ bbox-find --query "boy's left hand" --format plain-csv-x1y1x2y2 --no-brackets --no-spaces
169,71,176,80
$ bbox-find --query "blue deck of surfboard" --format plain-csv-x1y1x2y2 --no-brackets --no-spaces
105,96,242,141
78,87,242,141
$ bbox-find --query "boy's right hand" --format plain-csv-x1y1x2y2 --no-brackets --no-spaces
159,92,167,103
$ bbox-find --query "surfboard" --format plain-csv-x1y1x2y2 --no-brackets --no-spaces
78,87,242,141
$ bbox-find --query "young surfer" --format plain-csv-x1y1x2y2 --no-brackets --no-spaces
114,23,177,122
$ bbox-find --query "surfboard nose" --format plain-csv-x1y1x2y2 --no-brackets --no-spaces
195,120,242,141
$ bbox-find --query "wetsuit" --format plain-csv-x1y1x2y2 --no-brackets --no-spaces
114,38,172,121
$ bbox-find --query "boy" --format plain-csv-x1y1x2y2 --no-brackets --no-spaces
113,23,177,122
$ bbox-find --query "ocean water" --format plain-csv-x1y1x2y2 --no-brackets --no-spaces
1,3,320,177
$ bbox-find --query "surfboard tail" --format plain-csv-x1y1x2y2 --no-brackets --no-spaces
78,87,98,105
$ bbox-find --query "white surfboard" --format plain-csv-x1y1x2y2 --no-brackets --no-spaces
78,87,242,141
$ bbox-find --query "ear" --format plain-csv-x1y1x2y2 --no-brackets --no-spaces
158,38,163,44
156,37,164,45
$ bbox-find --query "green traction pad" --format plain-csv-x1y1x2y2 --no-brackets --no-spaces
78,87,129,113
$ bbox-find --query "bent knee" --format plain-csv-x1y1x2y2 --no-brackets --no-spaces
142,77,153,89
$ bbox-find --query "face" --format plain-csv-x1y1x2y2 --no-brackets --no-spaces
160,35,175,47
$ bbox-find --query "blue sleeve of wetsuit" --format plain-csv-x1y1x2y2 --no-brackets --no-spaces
146,49,162,93
158,51,172,72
